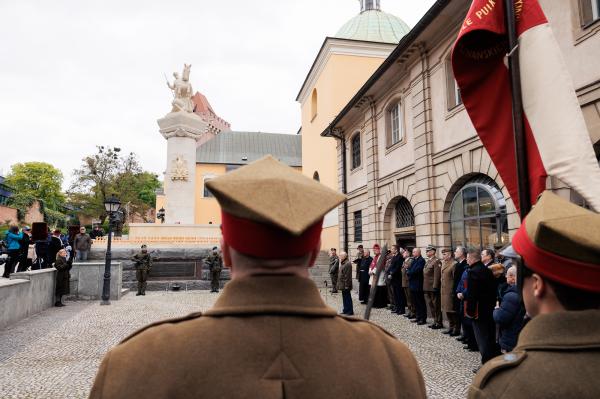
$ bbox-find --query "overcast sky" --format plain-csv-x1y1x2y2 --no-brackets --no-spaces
0,0,436,188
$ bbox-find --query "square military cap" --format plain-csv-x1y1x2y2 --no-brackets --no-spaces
206,155,346,258
512,191,600,293
426,245,436,252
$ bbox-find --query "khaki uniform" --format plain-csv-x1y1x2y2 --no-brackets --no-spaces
469,310,600,399
423,256,442,326
440,259,459,333
401,257,414,317
131,252,152,295
205,252,222,292
89,275,427,399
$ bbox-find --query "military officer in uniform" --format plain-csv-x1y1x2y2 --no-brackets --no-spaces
90,155,426,399
440,248,459,336
401,249,415,319
205,246,223,293
469,192,600,399
423,245,442,329
131,244,152,296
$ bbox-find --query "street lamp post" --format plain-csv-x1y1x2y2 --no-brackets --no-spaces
101,194,121,305
157,207,165,224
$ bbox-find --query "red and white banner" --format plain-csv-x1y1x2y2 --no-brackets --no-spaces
452,0,600,213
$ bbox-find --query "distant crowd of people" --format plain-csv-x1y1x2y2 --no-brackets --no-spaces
328,243,525,372
1,225,103,307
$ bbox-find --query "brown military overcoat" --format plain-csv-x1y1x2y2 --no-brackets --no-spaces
440,259,457,313
90,275,426,399
401,257,412,288
469,309,600,399
422,256,441,292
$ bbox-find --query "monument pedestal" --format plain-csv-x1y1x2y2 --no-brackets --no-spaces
158,112,207,224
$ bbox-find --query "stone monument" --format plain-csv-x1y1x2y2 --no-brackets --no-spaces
158,64,208,224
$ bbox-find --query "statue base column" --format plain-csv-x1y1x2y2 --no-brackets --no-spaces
158,112,208,224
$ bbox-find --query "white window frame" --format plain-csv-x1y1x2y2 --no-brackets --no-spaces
390,102,403,145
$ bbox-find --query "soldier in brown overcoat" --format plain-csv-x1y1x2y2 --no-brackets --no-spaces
469,192,600,399
401,249,415,319
440,248,459,336
423,245,442,329
89,156,427,399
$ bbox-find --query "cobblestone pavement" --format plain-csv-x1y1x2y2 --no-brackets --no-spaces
0,288,479,398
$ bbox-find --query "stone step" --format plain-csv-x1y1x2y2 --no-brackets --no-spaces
123,280,229,291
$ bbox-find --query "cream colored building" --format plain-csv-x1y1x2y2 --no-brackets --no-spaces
156,131,301,225
320,0,600,254
297,0,411,250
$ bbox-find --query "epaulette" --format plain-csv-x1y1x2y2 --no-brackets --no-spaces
472,351,527,388
336,315,398,339
119,311,203,344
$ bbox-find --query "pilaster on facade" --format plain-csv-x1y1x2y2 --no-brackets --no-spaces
411,45,438,248
363,97,382,248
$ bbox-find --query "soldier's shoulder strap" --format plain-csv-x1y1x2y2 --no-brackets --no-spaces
119,311,203,344
472,351,527,389
337,316,397,339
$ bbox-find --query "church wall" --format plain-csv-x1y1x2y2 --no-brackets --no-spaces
194,164,226,225
300,51,390,250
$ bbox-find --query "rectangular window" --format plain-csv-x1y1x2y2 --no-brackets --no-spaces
203,178,214,198
446,59,463,110
580,0,600,26
390,103,402,145
353,210,362,243
351,134,361,169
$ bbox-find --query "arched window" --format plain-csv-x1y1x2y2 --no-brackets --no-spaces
313,171,320,182
311,89,318,121
387,101,404,147
449,176,508,250
395,198,414,228
351,133,361,169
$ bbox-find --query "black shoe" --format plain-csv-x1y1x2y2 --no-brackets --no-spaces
431,324,443,330
417,320,427,325
450,331,461,337
442,330,452,335
428,324,436,329
456,336,466,341
141,292,146,296
464,345,479,352
136,293,142,296
473,366,482,374
55,302,65,307
408,315,417,320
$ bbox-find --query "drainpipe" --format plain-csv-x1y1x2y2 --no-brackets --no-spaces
329,128,349,253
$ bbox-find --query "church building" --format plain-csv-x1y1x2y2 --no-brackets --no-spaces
297,0,412,250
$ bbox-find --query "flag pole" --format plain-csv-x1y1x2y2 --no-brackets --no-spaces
504,0,532,219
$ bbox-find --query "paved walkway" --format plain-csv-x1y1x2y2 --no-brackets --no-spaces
0,289,479,398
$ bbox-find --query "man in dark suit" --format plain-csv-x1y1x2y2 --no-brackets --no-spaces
387,245,406,315
358,249,372,304
464,248,499,369
407,248,426,325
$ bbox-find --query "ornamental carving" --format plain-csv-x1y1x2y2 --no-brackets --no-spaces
170,156,189,181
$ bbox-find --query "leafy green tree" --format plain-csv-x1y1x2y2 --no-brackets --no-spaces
5,162,67,225
69,146,161,223
5,162,66,210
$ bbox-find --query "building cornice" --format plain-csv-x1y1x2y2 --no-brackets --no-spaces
296,37,396,104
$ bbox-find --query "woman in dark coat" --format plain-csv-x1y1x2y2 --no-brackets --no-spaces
358,251,372,304
54,249,71,307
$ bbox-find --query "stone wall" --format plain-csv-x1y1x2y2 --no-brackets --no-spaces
0,269,56,329
0,205,18,225
68,262,122,301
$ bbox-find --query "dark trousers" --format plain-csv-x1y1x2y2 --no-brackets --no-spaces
404,287,414,316
330,272,338,293
341,289,354,315
2,249,20,278
136,269,148,294
460,303,478,349
17,254,31,272
359,280,369,302
211,270,221,291
473,318,500,364
386,282,395,306
411,289,427,322
391,281,406,313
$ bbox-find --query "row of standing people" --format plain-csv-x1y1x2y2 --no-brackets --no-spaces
347,242,525,371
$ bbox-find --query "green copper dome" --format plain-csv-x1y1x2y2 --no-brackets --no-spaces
335,6,410,44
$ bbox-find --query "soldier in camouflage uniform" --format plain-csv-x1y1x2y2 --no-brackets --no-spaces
131,244,152,296
205,246,222,293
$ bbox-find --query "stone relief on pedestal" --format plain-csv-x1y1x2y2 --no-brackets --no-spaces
170,156,189,181
166,64,194,113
